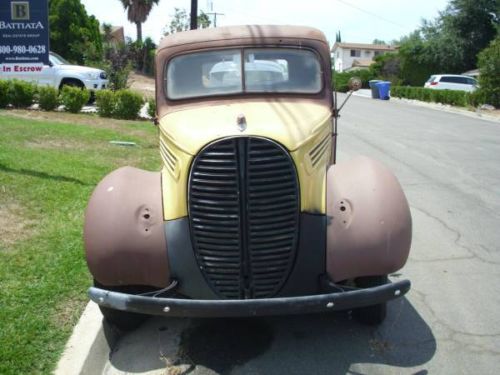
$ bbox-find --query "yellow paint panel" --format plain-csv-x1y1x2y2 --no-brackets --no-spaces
291,125,331,214
160,131,193,220
159,101,331,155
159,100,332,220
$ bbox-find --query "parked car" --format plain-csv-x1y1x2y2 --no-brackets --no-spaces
85,25,412,331
0,51,108,92
424,74,478,92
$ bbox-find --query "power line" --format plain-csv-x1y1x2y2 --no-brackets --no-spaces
334,0,406,29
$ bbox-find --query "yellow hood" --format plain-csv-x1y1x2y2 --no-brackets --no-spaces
159,100,332,155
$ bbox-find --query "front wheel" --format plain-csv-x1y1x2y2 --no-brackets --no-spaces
94,280,151,332
353,275,388,325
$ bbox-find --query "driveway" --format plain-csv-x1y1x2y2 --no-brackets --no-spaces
102,95,500,375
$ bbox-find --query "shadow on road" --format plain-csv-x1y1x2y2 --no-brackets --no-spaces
107,297,435,374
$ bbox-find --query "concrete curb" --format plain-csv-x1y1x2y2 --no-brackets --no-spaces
54,302,117,375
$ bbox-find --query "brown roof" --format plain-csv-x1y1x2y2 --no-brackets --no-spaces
159,25,328,51
352,58,375,67
331,42,397,52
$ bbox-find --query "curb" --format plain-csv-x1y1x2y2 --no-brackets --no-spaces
54,302,117,375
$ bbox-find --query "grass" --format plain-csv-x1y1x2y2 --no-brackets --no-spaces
0,110,161,374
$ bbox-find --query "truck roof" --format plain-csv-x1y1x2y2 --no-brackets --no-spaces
158,25,328,51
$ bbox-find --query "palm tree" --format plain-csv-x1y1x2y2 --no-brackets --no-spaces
119,0,159,42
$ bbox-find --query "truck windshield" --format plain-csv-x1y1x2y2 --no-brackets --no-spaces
49,52,69,65
166,48,322,100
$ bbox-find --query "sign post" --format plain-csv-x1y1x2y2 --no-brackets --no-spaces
0,0,50,73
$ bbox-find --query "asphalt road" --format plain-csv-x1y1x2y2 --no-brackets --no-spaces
102,95,500,375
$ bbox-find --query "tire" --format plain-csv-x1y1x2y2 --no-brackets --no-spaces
353,275,388,325
93,280,151,332
60,79,94,104
60,79,84,90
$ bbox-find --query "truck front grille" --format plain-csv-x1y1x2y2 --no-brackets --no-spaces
188,137,300,299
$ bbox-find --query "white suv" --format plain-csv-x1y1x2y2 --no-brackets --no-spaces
1,52,109,92
424,74,478,92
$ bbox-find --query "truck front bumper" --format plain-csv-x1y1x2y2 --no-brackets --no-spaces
88,279,410,318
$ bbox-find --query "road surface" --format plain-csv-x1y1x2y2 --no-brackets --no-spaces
102,95,500,375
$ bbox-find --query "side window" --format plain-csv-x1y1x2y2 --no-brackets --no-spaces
440,76,453,83
350,49,361,57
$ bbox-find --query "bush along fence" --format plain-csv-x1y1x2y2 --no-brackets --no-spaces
0,79,151,120
390,86,489,108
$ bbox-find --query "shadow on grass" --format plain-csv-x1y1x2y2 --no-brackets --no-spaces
0,163,88,186
107,297,436,374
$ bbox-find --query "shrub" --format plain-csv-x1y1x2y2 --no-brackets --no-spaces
95,89,116,117
113,89,143,120
391,86,482,108
477,37,500,108
0,80,10,108
332,69,375,93
9,80,36,108
38,86,59,111
60,86,90,113
147,98,156,118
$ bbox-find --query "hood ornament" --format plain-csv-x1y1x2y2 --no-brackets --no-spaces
236,114,247,132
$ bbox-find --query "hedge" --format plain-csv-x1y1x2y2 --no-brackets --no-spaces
332,69,375,93
60,86,90,113
95,89,144,119
38,86,59,111
0,79,147,119
390,86,486,108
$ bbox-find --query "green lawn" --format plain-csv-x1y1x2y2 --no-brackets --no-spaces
0,110,161,374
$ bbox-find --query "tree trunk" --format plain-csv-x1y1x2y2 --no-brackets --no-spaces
136,22,142,43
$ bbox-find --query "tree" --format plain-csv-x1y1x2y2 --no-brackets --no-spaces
477,36,500,107
372,39,386,45
419,0,498,72
119,0,159,42
49,0,103,64
163,8,211,35
336,31,342,43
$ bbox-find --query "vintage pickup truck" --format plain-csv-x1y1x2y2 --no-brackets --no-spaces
84,25,412,331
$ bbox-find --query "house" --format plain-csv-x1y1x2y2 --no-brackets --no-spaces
331,42,397,72
462,69,480,78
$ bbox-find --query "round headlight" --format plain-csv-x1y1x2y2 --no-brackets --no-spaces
100,71,107,80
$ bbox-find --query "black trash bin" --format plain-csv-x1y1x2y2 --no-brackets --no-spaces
369,80,382,99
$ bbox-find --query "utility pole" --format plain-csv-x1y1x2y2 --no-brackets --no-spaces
206,12,224,27
190,0,198,29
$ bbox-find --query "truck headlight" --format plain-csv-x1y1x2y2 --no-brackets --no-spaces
99,71,107,80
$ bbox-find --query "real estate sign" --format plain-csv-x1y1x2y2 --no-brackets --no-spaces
0,0,49,73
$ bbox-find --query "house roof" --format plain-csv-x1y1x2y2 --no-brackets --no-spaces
331,42,397,52
352,58,375,67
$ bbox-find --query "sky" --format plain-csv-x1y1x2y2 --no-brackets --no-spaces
81,0,451,45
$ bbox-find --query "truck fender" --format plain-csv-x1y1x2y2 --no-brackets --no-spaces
326,156,412,282
84,167,169,288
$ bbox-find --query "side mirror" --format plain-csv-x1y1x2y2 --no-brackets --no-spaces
348,77,362,92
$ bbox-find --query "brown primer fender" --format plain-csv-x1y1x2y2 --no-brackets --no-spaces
84,167,169,288
326,156,412,282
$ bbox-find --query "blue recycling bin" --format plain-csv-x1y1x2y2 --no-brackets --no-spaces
375,81,391,100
